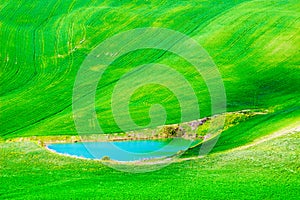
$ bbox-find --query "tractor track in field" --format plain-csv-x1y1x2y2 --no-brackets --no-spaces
229,124,300,152
177,124,300,162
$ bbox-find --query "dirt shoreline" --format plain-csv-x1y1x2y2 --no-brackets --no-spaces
3,109,267,145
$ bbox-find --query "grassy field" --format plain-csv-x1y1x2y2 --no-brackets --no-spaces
1,127,299,199
0,0,299,199
1,0,299,137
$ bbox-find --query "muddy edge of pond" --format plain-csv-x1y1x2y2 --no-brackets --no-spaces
5,109,268,145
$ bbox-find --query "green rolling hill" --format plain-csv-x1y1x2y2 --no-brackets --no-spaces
0,0,299,198
1,0,299,139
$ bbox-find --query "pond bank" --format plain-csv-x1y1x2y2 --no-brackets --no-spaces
4,109,268,145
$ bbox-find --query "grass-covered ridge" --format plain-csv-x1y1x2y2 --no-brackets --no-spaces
1,0,299,138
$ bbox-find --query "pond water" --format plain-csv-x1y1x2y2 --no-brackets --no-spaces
47,138,199,161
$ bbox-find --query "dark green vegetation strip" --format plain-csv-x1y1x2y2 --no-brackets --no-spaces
184,103,300,156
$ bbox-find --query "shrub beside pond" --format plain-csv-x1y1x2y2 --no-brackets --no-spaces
101,156,111,161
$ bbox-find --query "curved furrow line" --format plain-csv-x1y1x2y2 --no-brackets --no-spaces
1,0,299,138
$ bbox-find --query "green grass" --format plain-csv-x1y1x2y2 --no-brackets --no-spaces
0,0,299,199
1,0,299,138
1,130,299,199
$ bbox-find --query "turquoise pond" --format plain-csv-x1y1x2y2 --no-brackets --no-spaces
47,138,199,161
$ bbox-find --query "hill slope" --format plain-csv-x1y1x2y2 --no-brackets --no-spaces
0,0,299,139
